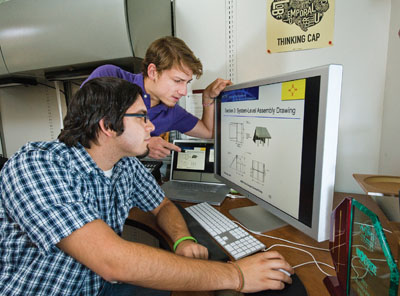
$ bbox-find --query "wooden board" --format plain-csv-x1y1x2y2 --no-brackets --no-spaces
353,174,400,196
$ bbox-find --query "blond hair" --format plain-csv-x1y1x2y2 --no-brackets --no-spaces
142,36,203,78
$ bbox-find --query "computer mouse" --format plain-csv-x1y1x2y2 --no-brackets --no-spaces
245,272,307,296
277,268,291,277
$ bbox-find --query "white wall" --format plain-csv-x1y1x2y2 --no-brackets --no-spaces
175,0,393,194
0,84,66,156
379,0,400,176
175,0,227,89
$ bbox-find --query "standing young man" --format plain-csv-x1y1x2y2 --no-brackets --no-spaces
0,77,293,295
83,36,232,159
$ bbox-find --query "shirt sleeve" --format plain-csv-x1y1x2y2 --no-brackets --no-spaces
171,104,199,134
81,64,137,86
2,151,99,254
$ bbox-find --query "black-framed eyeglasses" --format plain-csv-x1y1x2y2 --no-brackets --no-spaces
124,113,149,123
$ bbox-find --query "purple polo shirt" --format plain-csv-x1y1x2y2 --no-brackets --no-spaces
82,65,198,136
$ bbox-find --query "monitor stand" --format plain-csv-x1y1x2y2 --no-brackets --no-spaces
229,205,287,233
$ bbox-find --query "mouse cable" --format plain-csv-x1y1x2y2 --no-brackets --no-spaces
233,220,329,252
292,260,334,271
265,243,335,277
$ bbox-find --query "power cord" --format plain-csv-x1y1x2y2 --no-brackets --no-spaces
264,243,335,277
232,217,395,278
233,220,336,277
233,220,330,252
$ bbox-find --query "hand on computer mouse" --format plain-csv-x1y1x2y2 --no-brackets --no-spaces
234,251,293,292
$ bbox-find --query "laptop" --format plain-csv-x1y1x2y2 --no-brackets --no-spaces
161,139,230,206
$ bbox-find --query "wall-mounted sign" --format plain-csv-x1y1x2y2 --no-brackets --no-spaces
267,0,335,53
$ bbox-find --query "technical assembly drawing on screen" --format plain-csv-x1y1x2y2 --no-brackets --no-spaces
215,64,343,242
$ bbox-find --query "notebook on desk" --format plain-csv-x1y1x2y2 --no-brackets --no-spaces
161,140,230,206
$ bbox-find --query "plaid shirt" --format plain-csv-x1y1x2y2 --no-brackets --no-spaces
0,141,164,295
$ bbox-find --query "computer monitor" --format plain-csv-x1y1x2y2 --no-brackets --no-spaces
214,64,343,242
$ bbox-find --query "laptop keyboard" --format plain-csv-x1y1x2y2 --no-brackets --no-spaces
185,202,266,260
176,182,219,193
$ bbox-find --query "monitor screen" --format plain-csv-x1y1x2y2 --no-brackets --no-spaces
215,64,342,242
170,140,220,183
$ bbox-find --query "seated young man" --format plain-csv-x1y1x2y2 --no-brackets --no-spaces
0,77,293,295
83,36,232,159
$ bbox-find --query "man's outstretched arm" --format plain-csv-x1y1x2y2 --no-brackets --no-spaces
57,218,293,292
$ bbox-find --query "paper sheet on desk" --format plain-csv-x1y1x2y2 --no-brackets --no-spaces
226,193,246,199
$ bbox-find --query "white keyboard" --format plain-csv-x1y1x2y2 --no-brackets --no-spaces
185,202,266,260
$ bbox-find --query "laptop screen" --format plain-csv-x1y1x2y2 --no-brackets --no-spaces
171,140,221,183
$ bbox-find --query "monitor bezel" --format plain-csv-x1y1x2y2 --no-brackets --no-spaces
214,64,343,242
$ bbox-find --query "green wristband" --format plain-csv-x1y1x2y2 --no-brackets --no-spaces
173,236,197,252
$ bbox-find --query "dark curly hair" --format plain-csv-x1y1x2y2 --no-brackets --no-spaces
58,77,142,148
